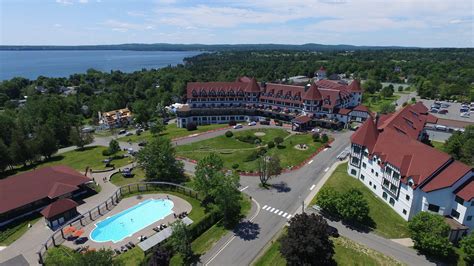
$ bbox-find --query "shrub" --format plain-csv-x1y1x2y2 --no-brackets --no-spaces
225,131,233,138
231,163,239,169
461,233,474,265
411,97,416,103
274,136,284,146
312,133,320,142
244,151,259,162
102,149,112,156
315,187,340,213
267,141,275,149
402,101,408,107
337,188,369,223
228,120,237,126
321,134,329,143
186,122,197,131
398,86,404,92
257,147,267,156
236,135,260,144
254,138,261,145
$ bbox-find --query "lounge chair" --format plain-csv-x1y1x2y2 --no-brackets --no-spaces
75,247,82,253
121,246,128,252
114,248,121,255
125,243,132,249
128,241,135,247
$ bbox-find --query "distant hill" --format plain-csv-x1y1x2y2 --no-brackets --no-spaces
0,43,418,52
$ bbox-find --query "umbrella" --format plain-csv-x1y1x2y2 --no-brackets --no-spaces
63,226,76,234
73,229,84,237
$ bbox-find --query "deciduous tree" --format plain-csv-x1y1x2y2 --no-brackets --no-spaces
69,125,94,150
337,188,369,223
257,155,282,186
169,220,194,265
461,233,474,265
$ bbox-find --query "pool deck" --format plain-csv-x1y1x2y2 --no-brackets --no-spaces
62,193,192,251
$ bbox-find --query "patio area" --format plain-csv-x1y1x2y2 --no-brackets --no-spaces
61,193,192,252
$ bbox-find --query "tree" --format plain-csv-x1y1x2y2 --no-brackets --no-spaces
69,125,94,150
0,140,11,172
169,220,194,265
280,213,335,265
136,136,184,182
381,86,394,98
225,130,233,137
34,126,58,159
107,139,121,155
315,187,340,213
44,248,118,266
408,212,454,258
193,153,224,199
337,188,369,223
379,102,396,114
186,122,197,131
257,155,282,186
148,246,171,266
444,126,474,165
321,133,329,143
461,233,474,265
274,136,284,147
362,79,382,94
312,133,320,142
80,249,116,265
214,172,241,227
267,141,275,148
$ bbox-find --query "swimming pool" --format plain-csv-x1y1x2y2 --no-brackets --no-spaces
90,198,174,243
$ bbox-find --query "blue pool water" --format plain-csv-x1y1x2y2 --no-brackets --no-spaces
90,199,174,243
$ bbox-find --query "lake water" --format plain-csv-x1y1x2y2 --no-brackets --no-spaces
0,50,202,80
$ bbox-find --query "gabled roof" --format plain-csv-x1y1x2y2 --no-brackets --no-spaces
293,115,312,124
350,118,379,152
48,182,79,198
245,78,261,93
302,83,322,100
338,108,351,115
40,198,78,219
421,161,472,192
347,79,362,92
353,105,370,113
0,166,90,214
455,179,474,201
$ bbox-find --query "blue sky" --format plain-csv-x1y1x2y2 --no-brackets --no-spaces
0,0,473,47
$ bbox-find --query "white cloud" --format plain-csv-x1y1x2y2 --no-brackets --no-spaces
102,19,154,32
54,23,62,27
79,0,88,3
127,11,147,17
56,0,73,5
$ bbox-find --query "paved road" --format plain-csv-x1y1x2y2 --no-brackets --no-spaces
395,91,417,110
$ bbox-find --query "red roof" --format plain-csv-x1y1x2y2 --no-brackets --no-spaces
245,78,261,93
348,80,362,92
40,198,78,219
293,115,312,124
0,166,90,214
315,80,346,91
456,179,474,201
320,89,341,109
338,108,351,115
350,118,379,152
302,83,322,100
353,105,370,113
421,161,472,192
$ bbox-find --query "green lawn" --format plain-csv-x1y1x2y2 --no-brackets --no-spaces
0,214,41,246
310,163,410,239
114,246,145,266
176,129,323,172
253,235,403,266
431,141,445,152
362,93,400,113
119,123,229,143
110,167,146,187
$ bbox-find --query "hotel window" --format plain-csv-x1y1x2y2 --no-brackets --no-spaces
351,157,359,165
471,201,474,206
389,198,395,206
350,169,357,176
406,195,410,201
455,196,464,205
375,172,379,177
383,179,390,187
468,216,472,221
371,169,374,173
373,185,377,190
369,181,372,186
382,192,388,200
428,204,440,213
451,209,460,219
403,209,407,215
360,175,365,180
393,172,400,180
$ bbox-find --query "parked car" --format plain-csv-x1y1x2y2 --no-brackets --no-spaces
326,225,339,238
138,141,147,147
461,112,470,118
438,109,448,114
311,128,321,133
233,124,243,129
125,132,133,136
248,121,257,126
118,129,127,135
435,125,447,131
440,103,450,108
430,108,438,113
259,120,270,125
136,129,143,134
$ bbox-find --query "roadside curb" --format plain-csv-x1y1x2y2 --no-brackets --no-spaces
171,126,232,142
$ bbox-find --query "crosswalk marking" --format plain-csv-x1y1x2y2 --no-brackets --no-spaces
282,212,288,218
262,205,268,210
262,205,290,220
278,211,284,216
287,214,292,219
273,209,280,214
269,207,275,212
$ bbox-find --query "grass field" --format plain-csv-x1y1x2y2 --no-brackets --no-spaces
119,123,229,143
362,93,400,113
0,214,41,246
176,129,323,172
253,235,402,266
310,163,410,238
110,167,146,187
431,141,445,152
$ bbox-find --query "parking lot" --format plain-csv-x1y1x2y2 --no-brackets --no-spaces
419,99,474,123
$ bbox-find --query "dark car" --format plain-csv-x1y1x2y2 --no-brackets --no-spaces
326,225,339,237
138,141,147,147
259,120,270,125
438,109,448,114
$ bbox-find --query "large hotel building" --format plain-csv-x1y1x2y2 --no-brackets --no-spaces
349,102,473,241
176,68,371,130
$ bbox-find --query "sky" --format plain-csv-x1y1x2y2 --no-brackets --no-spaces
0,0,473,47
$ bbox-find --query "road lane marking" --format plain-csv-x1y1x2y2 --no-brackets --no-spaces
262,205,268,210
309,184,316,191
287,214,292,219
205,197,261,265
283,212,288,218
269,207,275,212
239,186,249,191
278,211,284,216
307,160,313,165
323,148,328,151
273,209,280,214
324,167,329,172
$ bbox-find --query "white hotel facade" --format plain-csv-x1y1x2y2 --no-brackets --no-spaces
348,102,473,241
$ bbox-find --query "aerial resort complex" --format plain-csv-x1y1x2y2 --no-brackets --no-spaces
1,2,473,264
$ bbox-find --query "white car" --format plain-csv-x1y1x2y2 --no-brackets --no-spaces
233,124,243,129
248,121,257,126
125,132,133,136
460,112,470,118
311,128,321,133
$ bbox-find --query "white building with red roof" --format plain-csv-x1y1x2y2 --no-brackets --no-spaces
177,74,367,129
348,103,473,241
